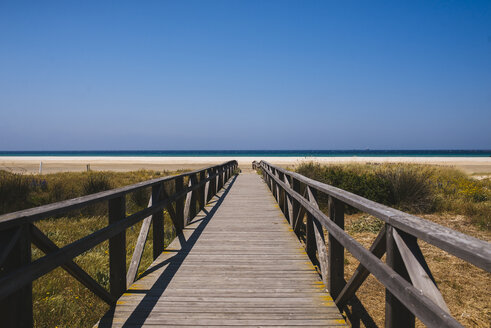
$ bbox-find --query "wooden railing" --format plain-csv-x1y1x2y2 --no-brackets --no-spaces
0,160,238,327
256,161,490,328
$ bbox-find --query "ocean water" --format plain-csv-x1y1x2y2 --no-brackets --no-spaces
0,150,490,157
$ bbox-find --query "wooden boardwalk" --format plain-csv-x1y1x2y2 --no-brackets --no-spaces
97,173,347,327
3,161,489,327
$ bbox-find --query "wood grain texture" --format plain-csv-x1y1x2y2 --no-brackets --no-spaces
96,173,347,328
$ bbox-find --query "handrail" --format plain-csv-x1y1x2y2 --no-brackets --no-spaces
0,160,238,327
261,162,490,271
0,161,237,229
256,160,491,328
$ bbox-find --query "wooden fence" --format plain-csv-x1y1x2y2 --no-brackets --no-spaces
254,160,491,328
0,160,238,327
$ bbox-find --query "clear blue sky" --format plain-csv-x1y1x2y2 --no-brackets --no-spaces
1,1,490,150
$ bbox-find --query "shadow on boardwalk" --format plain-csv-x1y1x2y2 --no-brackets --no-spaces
98,175,238,327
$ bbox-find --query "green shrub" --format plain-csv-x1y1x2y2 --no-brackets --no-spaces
294,162,490,229
80,173,112,216
0,170,30,214
296,163,393,207
377,165,435,213
83,173,112,195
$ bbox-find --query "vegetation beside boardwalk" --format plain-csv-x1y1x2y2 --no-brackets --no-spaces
293,162,491,327
0,169,184,327
295,162,491,230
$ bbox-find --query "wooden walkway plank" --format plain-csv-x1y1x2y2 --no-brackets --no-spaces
96,173,347,327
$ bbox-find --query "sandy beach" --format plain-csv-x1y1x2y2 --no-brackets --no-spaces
1,156,491,175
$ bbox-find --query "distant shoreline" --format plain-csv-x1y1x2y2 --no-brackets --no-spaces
1,156,491,174
0,150,490,157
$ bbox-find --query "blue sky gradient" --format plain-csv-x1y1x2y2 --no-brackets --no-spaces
1,1,490,150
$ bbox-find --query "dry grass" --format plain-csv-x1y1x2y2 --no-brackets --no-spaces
31,214,177,327
0,169,189,327
341,213,491,327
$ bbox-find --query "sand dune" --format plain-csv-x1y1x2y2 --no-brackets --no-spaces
1,156,491,174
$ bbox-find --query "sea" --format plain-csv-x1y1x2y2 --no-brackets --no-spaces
0,150,490,157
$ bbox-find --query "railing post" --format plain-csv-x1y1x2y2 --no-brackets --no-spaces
292,178,301,228
219,167,224,190
204,170,211,204
184,174,198,224
328,195,345,299
265,165,271,190
306,187,318,266
385,225,415,328
221,166,225,188
207,168,216,202
272,169,278,200
214,167,219,194
152,184,164,260
191,174,198,219
215,168,220,192
175,176,185,233
269,168,273,191
0,225,32,328
216,166,220,193
282,175,294,225
108,196,126,298
277,172,285,213
198,171,206,211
